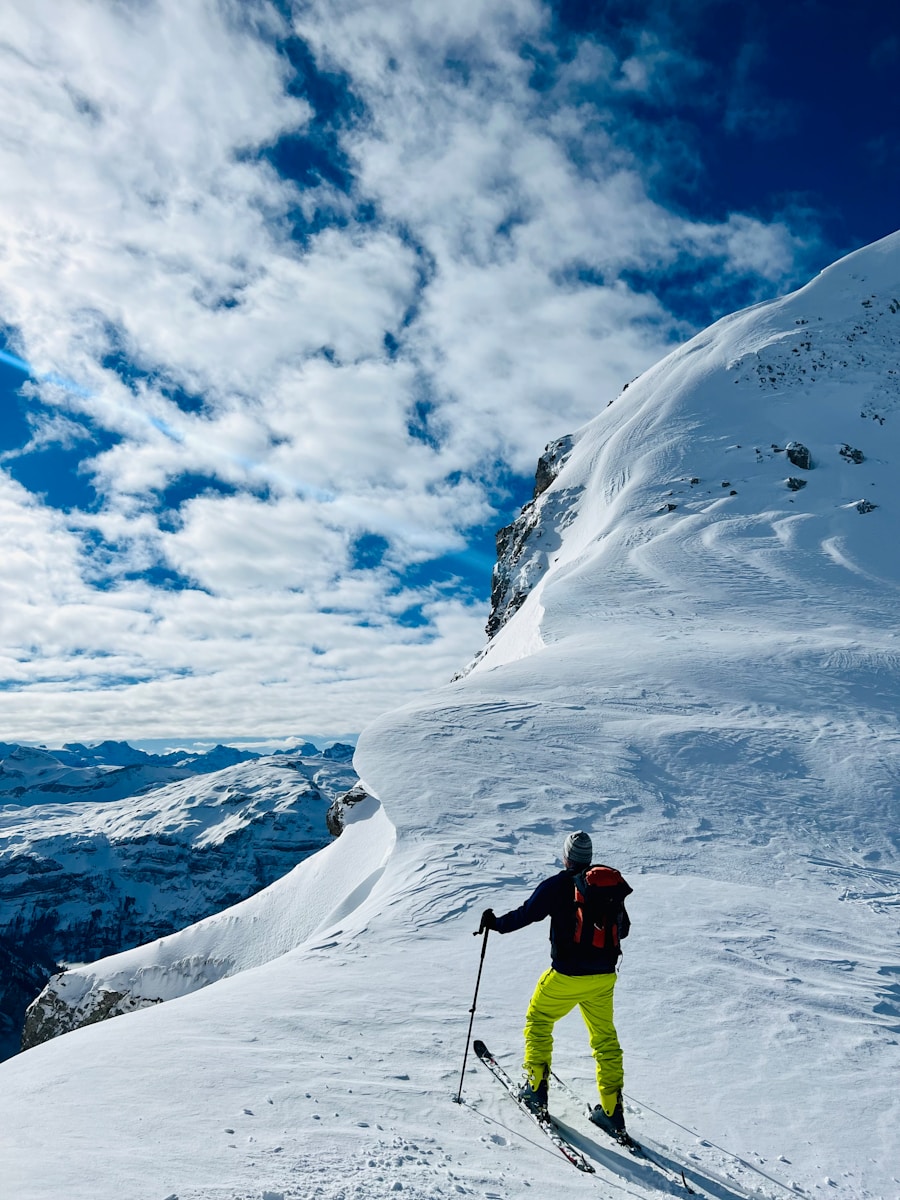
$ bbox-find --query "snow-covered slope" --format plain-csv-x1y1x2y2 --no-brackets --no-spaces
0,234,898,1200
484,230,900,665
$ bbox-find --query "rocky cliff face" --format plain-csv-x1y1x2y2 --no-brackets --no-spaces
326,783,372,836
485,434,580,639
0,934,57,1061
0,745,358,1059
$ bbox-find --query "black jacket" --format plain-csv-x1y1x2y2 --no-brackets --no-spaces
495,866,629,976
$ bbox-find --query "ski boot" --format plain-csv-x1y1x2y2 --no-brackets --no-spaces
589,1091,626,1139
518,1065,549,1116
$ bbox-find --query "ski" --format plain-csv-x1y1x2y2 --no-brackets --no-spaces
550,1070,698,1195
472,1040,596,1173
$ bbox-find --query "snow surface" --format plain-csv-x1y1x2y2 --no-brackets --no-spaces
1,234,899,1200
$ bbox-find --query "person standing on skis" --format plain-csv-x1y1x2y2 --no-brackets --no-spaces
479,830,632,1137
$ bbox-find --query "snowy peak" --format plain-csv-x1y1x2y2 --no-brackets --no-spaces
481,231,900,664
59,740,159,767
0,739,356,805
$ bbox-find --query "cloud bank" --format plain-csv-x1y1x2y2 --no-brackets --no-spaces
0,0,819,742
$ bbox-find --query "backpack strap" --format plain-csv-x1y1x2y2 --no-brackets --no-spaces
573,872,588,945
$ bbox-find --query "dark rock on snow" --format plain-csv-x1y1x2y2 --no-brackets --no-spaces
326,784,372,837
785,441,812,470
487,436,579,639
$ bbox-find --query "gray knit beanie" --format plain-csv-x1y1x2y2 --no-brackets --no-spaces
563,830,592,866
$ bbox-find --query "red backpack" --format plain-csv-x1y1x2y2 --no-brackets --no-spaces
572,865,632,955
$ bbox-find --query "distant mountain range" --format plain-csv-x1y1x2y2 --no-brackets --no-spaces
0,739,357,1059
0,738,354,805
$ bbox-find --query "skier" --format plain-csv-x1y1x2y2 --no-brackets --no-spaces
479,830,632,1137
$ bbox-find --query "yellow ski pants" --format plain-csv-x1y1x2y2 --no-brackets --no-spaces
523,968,623,1115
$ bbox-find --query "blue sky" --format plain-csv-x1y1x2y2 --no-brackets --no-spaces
0,0,896,747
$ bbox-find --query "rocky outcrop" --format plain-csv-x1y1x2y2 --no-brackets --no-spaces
21,982,153,1051
21,950,239,1050
486,436,580,639
326,784,371,836
533,435,575,499
785,441,812,470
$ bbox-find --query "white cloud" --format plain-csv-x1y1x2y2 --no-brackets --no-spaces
0,409,93,460
0,469,487,741
0,0,822,741
614,31,703,100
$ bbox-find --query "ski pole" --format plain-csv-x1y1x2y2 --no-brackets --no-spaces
454,925,490,1104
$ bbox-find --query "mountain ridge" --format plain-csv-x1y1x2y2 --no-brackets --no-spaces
479,230,900,672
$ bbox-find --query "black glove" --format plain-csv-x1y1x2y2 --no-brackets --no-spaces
479,908,498,933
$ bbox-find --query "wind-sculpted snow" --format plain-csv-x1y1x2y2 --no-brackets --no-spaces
350,233,900,1195
1,235,899,1200
485,234,900,665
